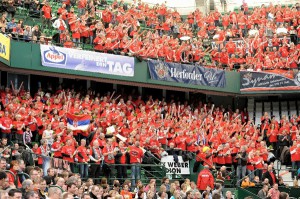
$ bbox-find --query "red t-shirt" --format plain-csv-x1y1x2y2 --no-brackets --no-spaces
1,116,12,133
77,146,89,162
42,5,52,19
51,141,62,157
61,145,75,162
226,42,236,54
128,145,144,164
13,120,24,135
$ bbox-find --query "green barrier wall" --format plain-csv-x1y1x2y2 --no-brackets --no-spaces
4,40,240,94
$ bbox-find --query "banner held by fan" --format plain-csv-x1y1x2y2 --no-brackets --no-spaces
66,113,91,131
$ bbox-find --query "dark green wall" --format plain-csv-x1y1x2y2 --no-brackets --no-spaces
5,40,240,94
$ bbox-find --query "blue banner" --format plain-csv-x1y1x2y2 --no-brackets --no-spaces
40,45,134,77
148,60,226,87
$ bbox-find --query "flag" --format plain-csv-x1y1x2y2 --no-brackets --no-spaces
66,113,91,131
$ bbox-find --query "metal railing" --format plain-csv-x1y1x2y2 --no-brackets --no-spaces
17,149,185,184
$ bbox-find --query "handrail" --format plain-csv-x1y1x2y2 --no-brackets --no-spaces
17,172,30,179
20,149,186,182
237,167,297,186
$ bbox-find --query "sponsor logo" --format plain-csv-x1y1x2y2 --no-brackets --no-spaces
155,62,168,78
43,46,67,65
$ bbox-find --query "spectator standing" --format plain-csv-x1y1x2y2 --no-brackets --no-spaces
38,139,51,176
13,114,25,144
6,0,16,19
241,108,249,123
128,141,144,187
0,110,13,143
61,139,76,173
262,165,278,186
52,15,67,33
197,165,214,192
114,141,127,183
77,139,89,179
42,124,54,147
41,1,52,29
89,140,103,184
23,127,33,147
235,145,248,185
77,0,87,16
290,141,300,179
278,130,291,158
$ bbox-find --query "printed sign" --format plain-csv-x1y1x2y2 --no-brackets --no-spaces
240,70,300,91
161,155,190,175
148,60,226,87
40,45,135,77
0,33,10,61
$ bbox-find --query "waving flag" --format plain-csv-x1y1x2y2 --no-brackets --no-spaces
66,113,91,131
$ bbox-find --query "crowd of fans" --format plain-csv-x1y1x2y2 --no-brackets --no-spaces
0,0,300,70
0,0,300,198
0,83,297,198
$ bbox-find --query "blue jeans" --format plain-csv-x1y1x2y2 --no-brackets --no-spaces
79,163,89,178
131,164,141,187
247,169,254,181
42,156,51,176
236,165,246,185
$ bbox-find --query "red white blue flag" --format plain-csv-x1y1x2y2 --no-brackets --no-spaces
66,113,91,131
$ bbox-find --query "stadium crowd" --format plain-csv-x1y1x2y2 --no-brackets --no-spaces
0,0,300,70
0,83,296,198
0,0,299,198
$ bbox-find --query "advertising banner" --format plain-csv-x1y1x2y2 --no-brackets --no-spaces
40,45,134,77
148,60,226,87
0,33,10,61
240,70,300,91
161,155,190,175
